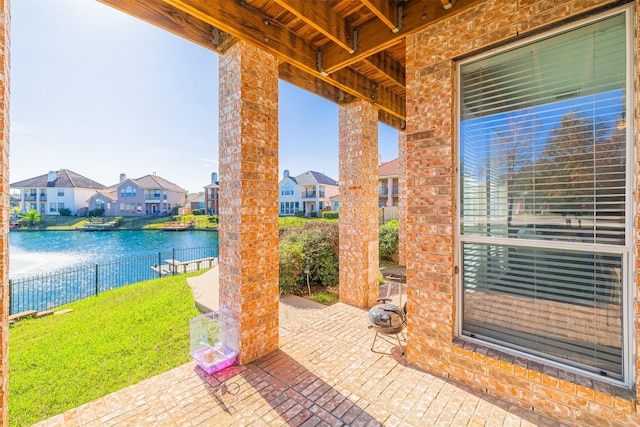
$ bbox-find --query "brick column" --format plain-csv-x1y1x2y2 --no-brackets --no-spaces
0,1,8,424
218,41,279,365
338,100,379,308
398,131,407,266
404,50,456,373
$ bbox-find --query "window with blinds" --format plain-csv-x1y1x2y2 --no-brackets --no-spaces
458,10,629,380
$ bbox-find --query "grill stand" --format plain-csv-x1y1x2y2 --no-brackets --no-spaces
368,280,406,355
370,329,405,355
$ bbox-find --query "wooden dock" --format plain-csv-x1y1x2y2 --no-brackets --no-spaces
151,257,217,276
160,221,193,231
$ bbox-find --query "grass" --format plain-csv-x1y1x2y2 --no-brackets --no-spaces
306,286,339,305
8,271,204,427
142,215,218,230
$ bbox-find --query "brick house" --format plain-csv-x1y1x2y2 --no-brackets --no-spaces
0,0,639,425
86,173,186,216
278,169,339,216
10,169,105,216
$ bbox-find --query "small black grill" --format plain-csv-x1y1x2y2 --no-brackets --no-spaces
368,280,406,354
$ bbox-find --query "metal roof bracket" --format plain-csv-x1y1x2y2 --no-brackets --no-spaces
316,51,329,76
350,29,358,54
394,5,403,33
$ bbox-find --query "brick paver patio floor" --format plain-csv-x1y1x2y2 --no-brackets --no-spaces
34,293,566,426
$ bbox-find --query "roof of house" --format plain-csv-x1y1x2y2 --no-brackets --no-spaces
379,158,399,178
89,189,118,202
294,171,338,186
10,169,106,190
187,192,206,203
123,174,186,193
283,176,298,184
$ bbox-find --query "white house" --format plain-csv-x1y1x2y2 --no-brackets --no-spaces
278,170,339,216
10,169,106,216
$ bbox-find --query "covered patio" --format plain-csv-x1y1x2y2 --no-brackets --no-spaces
1,0,640,426
34,300,561,427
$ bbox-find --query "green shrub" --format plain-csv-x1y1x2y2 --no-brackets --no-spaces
58,207,71,216
294,210,305,217
279,221,339,293
309,211,318,218
278,239,305,295
322,211,339,220
208,215,218,223
88,208,104,217
192,209,204,215
19,210,41,227
114,216,124,226
379,220,399,262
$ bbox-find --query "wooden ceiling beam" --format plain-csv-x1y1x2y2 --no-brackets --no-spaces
322,0,478,74
163,0,405,120
378,110,406,131
270,0,355,53
363,52,405,88
98,0,235,54
361,0,399,33
279,63,357,105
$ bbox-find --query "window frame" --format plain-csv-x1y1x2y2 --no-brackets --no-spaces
454,4,635,387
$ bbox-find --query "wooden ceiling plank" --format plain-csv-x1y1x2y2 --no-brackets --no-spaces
279,62,357,105
363,52,405,87
378,110,405,130
360,0,398,32
163,0,405,120
163,0,319,70
271,0,355,53
99,0,233,53
323,0,479,74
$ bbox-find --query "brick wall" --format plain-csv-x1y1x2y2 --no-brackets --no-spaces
338,100,380,308
398,131,407,266
0,1,7,423
405,0,638,424
218,41,279,365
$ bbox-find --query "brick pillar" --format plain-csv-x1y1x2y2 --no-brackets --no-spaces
218,41,279,365
338,100,379,308
398,131,407,266
0,1,8,424
404,53,456,372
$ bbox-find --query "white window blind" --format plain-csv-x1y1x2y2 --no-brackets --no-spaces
459,12,628,379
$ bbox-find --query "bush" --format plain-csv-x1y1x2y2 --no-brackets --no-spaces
379,220,399,262
294,210,305,217
322,211,338,220
58,207,71,216
208,215,218,224
309,211,318,218
88,208,104,217
192,209,204,215
114,216,124,226
279,221,339,294
19,210,42,227
279,240,304,295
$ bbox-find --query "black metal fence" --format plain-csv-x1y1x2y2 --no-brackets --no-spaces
9,245,217,315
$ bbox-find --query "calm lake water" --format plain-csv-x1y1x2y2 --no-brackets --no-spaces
10,230,219,279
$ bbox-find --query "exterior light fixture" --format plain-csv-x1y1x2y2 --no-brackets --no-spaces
440,0,456,9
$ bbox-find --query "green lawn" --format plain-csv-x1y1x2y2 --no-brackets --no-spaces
9,271,204,427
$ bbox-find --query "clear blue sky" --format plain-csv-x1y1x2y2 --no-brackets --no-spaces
11,0,399,194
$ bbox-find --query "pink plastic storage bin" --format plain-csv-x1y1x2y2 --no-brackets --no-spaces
191,343,238,375
189,312,238,374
